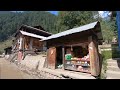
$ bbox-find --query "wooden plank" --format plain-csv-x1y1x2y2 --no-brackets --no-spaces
47,32,89,47
24,36,29,50
93,36,100,76
88,36,100,76
47,47,56,69
29,37,33,50
62,46,65,70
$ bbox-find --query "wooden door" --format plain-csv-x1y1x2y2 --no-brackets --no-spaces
47,47,56,69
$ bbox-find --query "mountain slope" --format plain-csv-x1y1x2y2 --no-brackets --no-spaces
0,11,57,42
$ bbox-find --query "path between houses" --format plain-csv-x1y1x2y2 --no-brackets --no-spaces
0,58,39,79
106,58,120,79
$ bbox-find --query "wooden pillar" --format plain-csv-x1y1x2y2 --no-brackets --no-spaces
22,36,25,60
22,36,25,52
29,38,33,50
46,48,49,68
62,46,65,70
17,36,23,62
19,36,23,50
47,47,56,69
88,36,100,76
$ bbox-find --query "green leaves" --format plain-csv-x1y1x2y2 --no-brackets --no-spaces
101,19,116,43
56,11,97,33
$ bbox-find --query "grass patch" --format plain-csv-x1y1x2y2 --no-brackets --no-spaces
101,50,120,59
101,51,112,59
100,52,108,79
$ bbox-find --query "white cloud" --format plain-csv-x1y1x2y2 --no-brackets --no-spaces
98,11,104,17
98,11,110,18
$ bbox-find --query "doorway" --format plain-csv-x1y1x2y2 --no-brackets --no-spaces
56,46,63,69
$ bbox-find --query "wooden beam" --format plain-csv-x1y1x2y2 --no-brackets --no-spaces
29,37,33,50
62,46,65,70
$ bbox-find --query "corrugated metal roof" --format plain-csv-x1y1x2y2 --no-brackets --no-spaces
20,31,46,39
21,25,52,35
42,21,99,41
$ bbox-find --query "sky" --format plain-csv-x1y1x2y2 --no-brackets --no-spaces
98,11,109,18
48,11,58,15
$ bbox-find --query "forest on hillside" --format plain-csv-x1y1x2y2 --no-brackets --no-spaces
0,11,57,42
0,11,117,53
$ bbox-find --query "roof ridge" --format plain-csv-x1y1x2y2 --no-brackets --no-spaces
21,24,52,35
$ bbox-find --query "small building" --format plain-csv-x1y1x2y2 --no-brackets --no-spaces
4,46,12,55
42,21,103,76
4,46,12,59
12,25,52,62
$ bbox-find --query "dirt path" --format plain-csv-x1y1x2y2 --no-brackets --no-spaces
0,58,38,79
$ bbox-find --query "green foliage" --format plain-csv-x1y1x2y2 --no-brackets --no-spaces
101,50,120,59
102,51,112,59
100,50,111,79
0,11,57,42
101,20,116,43
56,11,97,33
55,11,117,44
100,54,108,79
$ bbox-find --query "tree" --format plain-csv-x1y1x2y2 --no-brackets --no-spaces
101,20,115,43
100,11,117,44
56,11,97,33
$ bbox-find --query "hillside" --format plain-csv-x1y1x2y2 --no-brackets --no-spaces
0,11,57,42
0,11,117,54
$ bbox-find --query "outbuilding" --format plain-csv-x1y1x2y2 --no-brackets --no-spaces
12,25,52,62
42,21,103,76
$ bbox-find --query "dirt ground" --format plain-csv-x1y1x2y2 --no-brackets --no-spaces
0,58,39,79
0,57,95,79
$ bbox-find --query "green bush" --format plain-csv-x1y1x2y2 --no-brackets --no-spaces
101,51,112,59
101,50,120,59
100,52,108,79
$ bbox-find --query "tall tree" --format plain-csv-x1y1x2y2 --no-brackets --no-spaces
56,11,97,33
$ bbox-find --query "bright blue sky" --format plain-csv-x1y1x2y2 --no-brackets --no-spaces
48,11,58,15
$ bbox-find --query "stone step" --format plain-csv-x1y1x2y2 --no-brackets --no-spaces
106,70,120,79
107,62,120,67
107,66,120,72
106,77,119,79
107,60,117,63
107,59,120,64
